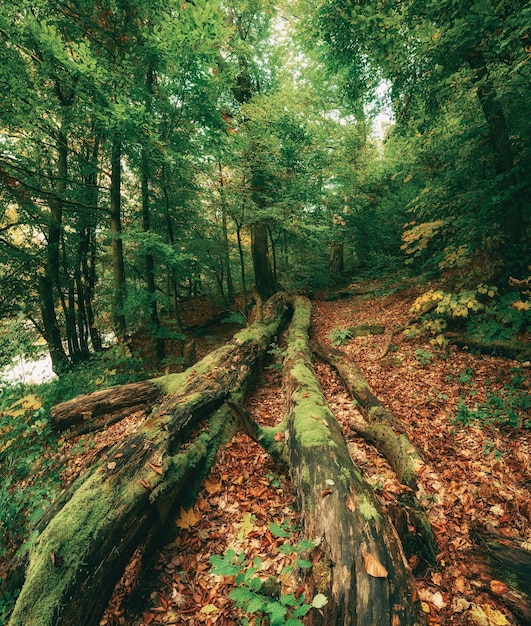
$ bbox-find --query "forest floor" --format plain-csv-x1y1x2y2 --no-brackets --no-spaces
53,280,531,625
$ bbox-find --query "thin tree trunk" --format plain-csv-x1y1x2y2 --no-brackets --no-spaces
311,340,439,568
110,139,127,342
218,163,236,304
236,220,248,312
141,155,165,363
251,222,277,302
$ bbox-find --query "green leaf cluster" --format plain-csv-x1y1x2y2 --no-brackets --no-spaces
209,522,322,625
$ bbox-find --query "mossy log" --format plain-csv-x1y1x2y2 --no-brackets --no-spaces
311,341,439,569
284,295,423,626
5,295,288,626
446,332,531,362
50,380,162,431
471,525,531,625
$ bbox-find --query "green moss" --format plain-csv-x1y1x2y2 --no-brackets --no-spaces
301,465,310,486
9,471,114,626
358,495,380,521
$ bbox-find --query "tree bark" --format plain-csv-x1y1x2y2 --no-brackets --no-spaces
284,296,423,625
6,296,288,626
312,340,439,568
471,524,531,625
110,138,127,342
251,222,277,302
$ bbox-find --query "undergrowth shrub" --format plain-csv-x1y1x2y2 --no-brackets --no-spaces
409,285,530,344
209,521,327,625
0,384,61,559
451,369,530,430
0,346,144,561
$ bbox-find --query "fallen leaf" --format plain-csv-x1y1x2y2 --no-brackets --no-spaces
482,604,510,625
490,580,509,595
321,488,333,498
431,591,446,609
176,508,200,529
200,604,219,615
148,462,163,475
311,593,328,608
346,495,356,512
204,479,222,494
362,550,388,578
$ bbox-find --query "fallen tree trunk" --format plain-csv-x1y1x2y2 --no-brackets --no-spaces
471,525,531,625
284,295,423,625
50,380,162,431
312,341,439,569
446,332,531,362
5,295,288,626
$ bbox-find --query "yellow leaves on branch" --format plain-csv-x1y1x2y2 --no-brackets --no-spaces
401,220,446,255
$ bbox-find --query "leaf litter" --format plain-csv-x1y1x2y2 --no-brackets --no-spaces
39,282,531,625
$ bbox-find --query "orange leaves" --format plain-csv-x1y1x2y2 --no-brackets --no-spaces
362,550,388,578
176,508,201,530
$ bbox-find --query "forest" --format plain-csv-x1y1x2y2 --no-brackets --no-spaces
0,0,530,624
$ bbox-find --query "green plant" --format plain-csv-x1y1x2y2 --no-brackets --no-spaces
0,384,62,557
414,347,434,367
459,367,474,384
483,440,504,460
266,344,287,371
209,523,326,625
221,311,247,326
329,328,352,346
451,380,531,430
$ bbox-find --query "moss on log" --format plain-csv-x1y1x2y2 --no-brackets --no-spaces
284,296,423,626
446,332,531,362
6,295,288,626
312,340,439,569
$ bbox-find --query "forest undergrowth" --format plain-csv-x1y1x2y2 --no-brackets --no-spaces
2,280,530,626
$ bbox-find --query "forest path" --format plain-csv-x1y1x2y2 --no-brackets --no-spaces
81,283,530,626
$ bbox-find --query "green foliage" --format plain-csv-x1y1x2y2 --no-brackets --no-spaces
451,369,530,430
0,318,44,372
0,384,61,558
329,328,352,346
0,344,146,560
209,523,322,625
414,348,434,368
409,285,530,344
221,311,247,326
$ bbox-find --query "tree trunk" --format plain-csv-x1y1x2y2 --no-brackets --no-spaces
110,139,127,342
50,380,163,431
329,242,344,275
312,340,439,568
6,296,289,626
251,222,277,302
447,332,531,362
218,162,236,305
284,296,423,625
38,274,69,375
467,48,525,244
141,153,165,363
